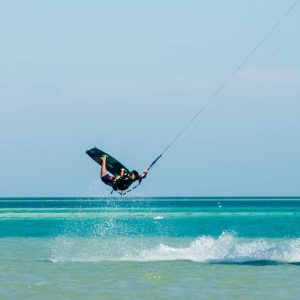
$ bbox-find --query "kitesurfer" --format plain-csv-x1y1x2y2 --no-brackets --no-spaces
100,156,147,191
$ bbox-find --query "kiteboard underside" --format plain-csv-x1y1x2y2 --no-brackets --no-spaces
86,147,130,176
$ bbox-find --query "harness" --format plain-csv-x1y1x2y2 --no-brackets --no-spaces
113,173,135,190
110,154,161,196
111,173,145,195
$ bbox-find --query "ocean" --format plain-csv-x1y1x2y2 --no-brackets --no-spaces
1,197,300,299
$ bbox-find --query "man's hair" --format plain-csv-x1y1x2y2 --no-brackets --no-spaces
131,170,139,178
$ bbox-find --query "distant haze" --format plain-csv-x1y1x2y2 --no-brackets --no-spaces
0,0,299,197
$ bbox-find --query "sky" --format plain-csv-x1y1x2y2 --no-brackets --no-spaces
0,0,299,197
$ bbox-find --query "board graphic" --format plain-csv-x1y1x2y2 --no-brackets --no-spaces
86,147,130,176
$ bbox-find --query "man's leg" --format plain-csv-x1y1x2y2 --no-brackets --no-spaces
100,156,107,179
100,156,116,188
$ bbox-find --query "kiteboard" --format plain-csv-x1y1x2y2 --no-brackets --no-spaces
86,147,130,176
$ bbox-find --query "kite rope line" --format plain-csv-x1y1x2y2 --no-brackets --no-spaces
117,0,300,196
144,0,300,173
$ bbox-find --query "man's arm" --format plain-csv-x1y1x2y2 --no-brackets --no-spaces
139,169,148,179
100,156,107,179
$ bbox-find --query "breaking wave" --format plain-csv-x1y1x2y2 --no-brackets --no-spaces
50,232,300,264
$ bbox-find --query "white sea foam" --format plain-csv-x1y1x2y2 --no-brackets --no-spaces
50,232,300,264
139,232,300,263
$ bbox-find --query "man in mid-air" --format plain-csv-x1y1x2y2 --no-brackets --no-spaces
100,156,147,192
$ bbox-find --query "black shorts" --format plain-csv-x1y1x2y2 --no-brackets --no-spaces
101,174,115,188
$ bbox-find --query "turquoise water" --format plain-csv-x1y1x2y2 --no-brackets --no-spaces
1,197,300,299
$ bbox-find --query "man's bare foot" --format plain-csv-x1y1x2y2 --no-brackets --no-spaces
101,156,107,162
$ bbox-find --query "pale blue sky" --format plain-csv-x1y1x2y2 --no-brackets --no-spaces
0,0,299,197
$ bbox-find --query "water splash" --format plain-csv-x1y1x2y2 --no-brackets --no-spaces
140,232,300,263
50,232,300,264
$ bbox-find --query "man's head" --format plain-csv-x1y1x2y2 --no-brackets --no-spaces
129,170,139,180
